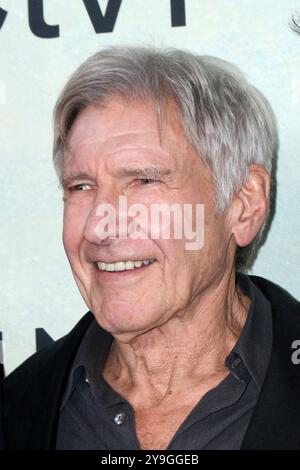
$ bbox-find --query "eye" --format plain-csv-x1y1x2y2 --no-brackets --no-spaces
69,183,92,191
138,178,158,185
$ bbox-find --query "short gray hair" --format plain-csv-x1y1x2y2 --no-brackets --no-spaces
53,46,278,270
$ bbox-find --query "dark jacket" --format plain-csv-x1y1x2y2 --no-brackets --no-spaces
1,275,300,450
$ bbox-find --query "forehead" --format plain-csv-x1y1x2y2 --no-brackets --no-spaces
64,96,191,171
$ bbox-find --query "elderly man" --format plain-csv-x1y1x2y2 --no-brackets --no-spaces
1,46,300,450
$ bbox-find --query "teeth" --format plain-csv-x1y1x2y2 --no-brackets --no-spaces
125,261,134,270
106,263,115,272
113,262,124,271
97,259,155,272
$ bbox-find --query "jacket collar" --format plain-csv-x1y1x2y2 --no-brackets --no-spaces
3,311,94,449
241,275,300,449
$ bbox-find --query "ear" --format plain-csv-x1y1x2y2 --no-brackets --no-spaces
230,164,270,247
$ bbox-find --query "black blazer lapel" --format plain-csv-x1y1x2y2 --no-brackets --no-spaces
241,276,300,449
2,312,94,449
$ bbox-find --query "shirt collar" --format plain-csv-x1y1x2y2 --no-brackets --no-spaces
60,319,113,410
227,272,273,390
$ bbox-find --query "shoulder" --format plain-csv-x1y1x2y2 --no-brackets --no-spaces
1,312,94,449
2,311,94,404
249,274,300,352
242,275,300,449
249,274,300,321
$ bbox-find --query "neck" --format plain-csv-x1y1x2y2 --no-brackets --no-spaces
103,270,251,406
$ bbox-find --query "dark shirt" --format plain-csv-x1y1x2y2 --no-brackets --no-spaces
56,273,273,450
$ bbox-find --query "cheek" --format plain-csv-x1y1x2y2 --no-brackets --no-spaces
62,205,84,256
158,238,194,289
202,213,230,265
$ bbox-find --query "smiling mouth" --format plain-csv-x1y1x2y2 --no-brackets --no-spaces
96,259,156,273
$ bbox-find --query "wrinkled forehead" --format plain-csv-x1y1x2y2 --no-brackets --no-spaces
64,96,192,170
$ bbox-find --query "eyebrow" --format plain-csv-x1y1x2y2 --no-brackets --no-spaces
60,166,172,190
115,165,172,180
60,172,94,190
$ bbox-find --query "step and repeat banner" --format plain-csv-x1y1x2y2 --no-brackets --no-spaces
1,0,300,376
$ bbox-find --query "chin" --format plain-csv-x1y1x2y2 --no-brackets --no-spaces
93,302,159,337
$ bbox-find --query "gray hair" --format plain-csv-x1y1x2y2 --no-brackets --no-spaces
53,46,278,270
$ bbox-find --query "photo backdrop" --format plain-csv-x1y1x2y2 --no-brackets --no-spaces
1,0,300,375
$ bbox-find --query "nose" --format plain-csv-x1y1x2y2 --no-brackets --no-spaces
83,188,122,245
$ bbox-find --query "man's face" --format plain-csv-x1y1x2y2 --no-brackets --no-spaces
62,97,232,341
